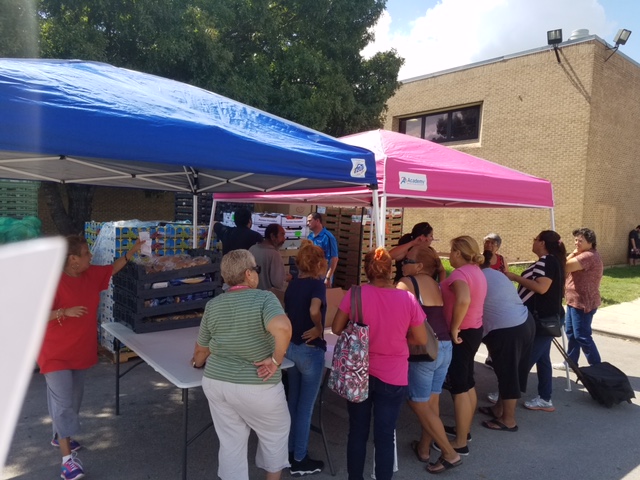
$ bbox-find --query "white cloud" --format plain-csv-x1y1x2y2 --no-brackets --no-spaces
364,0,615,80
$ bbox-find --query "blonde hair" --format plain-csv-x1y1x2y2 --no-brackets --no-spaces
450,236,484,266
411,244,440,276
363,247,392,281
221,249,255,286
296,240,328,278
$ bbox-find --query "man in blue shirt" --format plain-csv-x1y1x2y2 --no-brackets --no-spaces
307,212,338,286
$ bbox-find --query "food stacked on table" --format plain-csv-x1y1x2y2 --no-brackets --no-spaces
113,251,222,333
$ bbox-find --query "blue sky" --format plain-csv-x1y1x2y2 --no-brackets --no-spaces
365,0,640,80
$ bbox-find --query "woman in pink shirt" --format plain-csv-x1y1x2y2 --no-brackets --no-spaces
439,236,487,456
333,247,427,480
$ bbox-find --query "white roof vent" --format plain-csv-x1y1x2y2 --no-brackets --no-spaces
569,29,590,40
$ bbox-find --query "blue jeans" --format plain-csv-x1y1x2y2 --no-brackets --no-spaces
286,343,325,461
347,376,407,480
528,336,553,401
565,305,601,365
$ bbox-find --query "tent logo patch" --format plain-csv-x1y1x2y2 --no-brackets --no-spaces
350,159,367,178
399,172,427,191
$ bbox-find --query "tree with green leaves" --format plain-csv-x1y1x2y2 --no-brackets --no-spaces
1,0,403,233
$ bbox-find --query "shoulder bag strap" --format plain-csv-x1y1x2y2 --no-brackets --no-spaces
352,286,364,325
407,276,423,305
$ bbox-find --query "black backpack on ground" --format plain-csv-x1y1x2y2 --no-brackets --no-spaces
552,338,635,408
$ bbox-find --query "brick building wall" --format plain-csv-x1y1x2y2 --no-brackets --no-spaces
39,186,175,235
384,38,639,265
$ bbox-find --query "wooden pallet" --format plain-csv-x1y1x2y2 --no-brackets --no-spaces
99,346,139,364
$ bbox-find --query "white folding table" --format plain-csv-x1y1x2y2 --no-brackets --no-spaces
101,323,206,480
102,322,305,479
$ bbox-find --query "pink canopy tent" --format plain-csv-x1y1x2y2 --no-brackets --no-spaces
213,129,555,245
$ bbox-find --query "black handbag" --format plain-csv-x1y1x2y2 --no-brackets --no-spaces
533,311,563,337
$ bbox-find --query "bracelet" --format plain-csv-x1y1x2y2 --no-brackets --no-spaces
124,252,131,262
56,308,65,326
271,356,281,367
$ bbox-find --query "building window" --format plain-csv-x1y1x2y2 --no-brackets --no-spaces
399,105,481,143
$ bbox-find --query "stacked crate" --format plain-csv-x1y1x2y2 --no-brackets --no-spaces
174,193,213,225
112,249,223,333
322,207,403,289
87,221,215,352
0,180,39,218
322,207,365,290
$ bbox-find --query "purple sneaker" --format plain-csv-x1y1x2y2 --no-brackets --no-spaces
51,436,82,453
60,452,85,479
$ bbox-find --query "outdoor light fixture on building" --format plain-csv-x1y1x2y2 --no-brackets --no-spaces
606,28,632,61
547,29,563,63
614,29,632,46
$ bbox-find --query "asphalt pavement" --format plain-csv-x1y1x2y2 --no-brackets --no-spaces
3,299,640,480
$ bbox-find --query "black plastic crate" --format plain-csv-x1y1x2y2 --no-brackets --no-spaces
114,303,204,333
113,283,216,312
114,259,219,283
186,248,222,263
113,271,221,295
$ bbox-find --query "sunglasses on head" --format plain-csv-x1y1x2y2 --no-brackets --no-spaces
249,265,261,274
402,258,418,265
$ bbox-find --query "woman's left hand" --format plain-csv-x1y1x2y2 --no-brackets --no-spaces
451,327,462,344
254,357,279,382
65,306,88,318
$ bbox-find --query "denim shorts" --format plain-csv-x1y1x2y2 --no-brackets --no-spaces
407,340,453,402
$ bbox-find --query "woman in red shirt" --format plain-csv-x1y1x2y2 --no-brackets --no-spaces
40,234,142,480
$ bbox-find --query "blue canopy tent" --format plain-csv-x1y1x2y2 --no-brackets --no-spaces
0,59,379,244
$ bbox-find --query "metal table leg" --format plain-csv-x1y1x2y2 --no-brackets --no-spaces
311,368,335,475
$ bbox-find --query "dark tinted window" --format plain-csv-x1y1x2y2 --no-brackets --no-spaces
399,105,480,143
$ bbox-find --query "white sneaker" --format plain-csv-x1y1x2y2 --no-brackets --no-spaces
524,395,555,412
553,362,568,370
487,391,499,404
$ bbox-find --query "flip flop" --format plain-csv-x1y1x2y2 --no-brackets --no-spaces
426,455,463,474
478,406,498,418
432,442,469,456
410,440,430,463
481,419,519,432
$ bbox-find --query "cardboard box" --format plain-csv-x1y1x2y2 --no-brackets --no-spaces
325,288,347,329
252,213,282,226
281,215,306,228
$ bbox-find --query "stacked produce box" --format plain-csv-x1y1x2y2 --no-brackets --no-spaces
321,207,403,289
0,179,39,218
86,221,218,354
113,250,222,333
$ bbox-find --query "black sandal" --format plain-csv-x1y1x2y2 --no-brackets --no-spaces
426,456,463,474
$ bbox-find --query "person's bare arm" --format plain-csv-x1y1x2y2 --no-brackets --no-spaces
388,237,425,260
505,271,552,294
449,280,470,344
191,343,210,368
302,298,323,343
255,314,292,381
407,322,428,345
565,251,584,273
332,308,349,335
112,239,144,275
325,256,339,286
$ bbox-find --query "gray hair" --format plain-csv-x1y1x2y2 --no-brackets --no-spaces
483,233,502,248
221,249,255,286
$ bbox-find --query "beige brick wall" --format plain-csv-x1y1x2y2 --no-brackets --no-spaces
39,186,175,235
583,44,640,264
385,39,639,265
